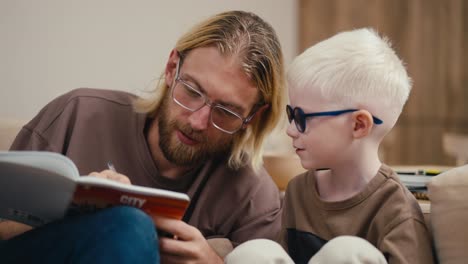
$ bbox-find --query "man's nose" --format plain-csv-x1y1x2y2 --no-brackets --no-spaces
188,105,211,131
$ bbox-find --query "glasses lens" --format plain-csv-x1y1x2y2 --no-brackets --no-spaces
172,81,204,111
172,79,244,134
211,106,243,133
286,105,294,123
294,107,305,133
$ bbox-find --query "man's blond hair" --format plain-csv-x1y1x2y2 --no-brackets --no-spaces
134,10,286,170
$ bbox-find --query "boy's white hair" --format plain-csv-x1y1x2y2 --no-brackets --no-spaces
287,28,411,127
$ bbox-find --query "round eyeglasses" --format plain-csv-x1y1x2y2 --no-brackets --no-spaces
286,105,383,133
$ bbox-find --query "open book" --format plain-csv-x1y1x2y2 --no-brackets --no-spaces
395,167,445,188
394,166,450,201
0,151,190,227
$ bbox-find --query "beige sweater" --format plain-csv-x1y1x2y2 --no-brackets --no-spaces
279,165,434,264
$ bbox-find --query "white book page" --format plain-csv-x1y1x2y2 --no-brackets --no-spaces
0,151,80,179
76,176,190,201
0,151,78,226
397,174,431,187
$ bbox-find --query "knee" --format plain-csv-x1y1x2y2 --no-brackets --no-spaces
226,239,293,264
103,206,153,226
310,236,386,264
93,206,158,253
73,207,159,263
100,206,155,237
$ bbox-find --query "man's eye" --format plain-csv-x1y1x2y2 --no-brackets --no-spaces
214,107,238,120
218,108,232,117
183,84,202,98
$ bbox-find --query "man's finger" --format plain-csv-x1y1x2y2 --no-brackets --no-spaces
87,170,131,185
154,217,197,241
160,251,188,264
159,236,195,257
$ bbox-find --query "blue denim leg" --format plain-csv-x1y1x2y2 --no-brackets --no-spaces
0,206,159,264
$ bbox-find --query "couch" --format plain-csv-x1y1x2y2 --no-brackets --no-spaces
2,118,468,263
263,153,468,264
0,118,26,151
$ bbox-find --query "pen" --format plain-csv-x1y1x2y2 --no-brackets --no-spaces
418,169,441,176
107,161,116,172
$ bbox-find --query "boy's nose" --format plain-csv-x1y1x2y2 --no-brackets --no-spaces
286,121,300,138
188,105,211,131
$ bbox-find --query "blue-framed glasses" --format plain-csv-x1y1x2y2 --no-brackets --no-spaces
286,105,383,133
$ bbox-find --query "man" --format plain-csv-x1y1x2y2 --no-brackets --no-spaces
0,10,286,263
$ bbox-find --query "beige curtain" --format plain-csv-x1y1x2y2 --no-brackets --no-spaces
298,0,467,165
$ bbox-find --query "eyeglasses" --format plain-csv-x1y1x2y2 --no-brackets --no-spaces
171,59,259,134
286,105,383,133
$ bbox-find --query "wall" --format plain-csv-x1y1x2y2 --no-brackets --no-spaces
0,0,298,127
298,0,468,165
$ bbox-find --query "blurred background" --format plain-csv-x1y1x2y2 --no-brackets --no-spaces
1,0,467,166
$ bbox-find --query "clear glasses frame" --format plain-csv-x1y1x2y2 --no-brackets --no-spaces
171,59,258,134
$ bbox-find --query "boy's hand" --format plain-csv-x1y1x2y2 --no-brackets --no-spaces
155,216,224,264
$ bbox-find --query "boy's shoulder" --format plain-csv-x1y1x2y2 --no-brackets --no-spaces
283,170,316,204
286,170,312,190
372,164,426,224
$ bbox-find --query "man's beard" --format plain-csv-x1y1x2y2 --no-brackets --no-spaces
157,99,233,167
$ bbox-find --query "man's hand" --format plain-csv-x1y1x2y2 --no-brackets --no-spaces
155,216,224,264
0,220,32,240
89,170,131,185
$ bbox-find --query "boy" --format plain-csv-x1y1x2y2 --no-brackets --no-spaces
226,28,434,263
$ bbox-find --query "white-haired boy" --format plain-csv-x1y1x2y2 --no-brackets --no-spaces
226,28,434,264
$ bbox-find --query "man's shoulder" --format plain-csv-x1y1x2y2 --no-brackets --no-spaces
25,88,139,134
35,88,137,117
221,163,273,185
59,88,137,106
209,160,280,195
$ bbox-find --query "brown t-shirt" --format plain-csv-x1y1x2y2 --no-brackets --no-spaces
10,88,282,246
279,165,434,264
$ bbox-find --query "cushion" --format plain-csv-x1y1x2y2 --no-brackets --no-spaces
428,164,468,264
263,153,306,191
0,118,25,151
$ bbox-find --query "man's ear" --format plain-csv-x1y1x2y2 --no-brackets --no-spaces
351,110,373,138
164,49,180,88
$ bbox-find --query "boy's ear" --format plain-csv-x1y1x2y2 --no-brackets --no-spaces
164,49,180,88
351,110,373,138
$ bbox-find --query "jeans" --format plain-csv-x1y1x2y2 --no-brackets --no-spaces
0,206,159,263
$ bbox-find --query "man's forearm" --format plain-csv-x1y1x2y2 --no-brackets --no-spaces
0,220,32,240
